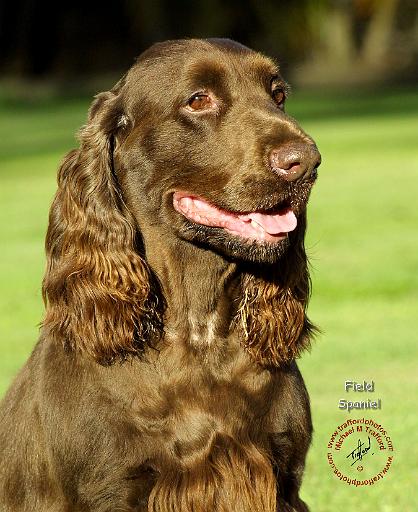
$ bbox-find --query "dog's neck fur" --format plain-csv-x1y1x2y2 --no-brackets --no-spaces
139,222,310,369
143,230,241,346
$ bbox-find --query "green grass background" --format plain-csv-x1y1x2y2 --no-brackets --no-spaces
1,88,417,510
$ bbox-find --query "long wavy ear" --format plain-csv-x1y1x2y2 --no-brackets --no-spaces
236,214,317,367
42,86,164,364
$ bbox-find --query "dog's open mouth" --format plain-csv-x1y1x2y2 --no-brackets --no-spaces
173,192,297,243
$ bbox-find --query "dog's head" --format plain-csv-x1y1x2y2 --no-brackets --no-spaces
43,39,319,365
112,39,320,263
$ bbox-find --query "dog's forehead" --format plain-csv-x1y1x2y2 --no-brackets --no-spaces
123,39,280,101
184,52,280,89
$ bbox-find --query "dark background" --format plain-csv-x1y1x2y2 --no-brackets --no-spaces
1,0,417,89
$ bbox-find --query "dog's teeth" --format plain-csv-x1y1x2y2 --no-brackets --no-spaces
250,220,261,231
181,197,193,210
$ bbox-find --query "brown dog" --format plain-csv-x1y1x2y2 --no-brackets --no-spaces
0,39,320,511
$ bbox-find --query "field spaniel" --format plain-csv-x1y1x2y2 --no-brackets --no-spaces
0,39,321,511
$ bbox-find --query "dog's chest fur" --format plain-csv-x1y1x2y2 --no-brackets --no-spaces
97,331,303,473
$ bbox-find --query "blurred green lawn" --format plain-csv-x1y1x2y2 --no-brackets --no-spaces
0,87,417,511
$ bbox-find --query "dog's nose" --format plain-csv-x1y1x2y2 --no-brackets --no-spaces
269,143,321,181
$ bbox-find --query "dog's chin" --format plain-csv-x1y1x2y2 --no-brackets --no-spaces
178,223,291,264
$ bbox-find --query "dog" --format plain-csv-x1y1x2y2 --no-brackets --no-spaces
0,38,321,511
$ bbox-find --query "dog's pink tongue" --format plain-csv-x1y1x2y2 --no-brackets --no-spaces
243,209,297,234
173,192,298,241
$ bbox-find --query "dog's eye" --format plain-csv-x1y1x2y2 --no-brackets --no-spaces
272,87,285,108
187,93,212,111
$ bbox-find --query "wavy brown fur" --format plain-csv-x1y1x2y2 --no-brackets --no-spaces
238,275,311,367
42,93,164,364
149,436,277,512
237,220,317,367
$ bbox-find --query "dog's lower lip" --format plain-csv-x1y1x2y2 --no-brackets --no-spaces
172,192,297,243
